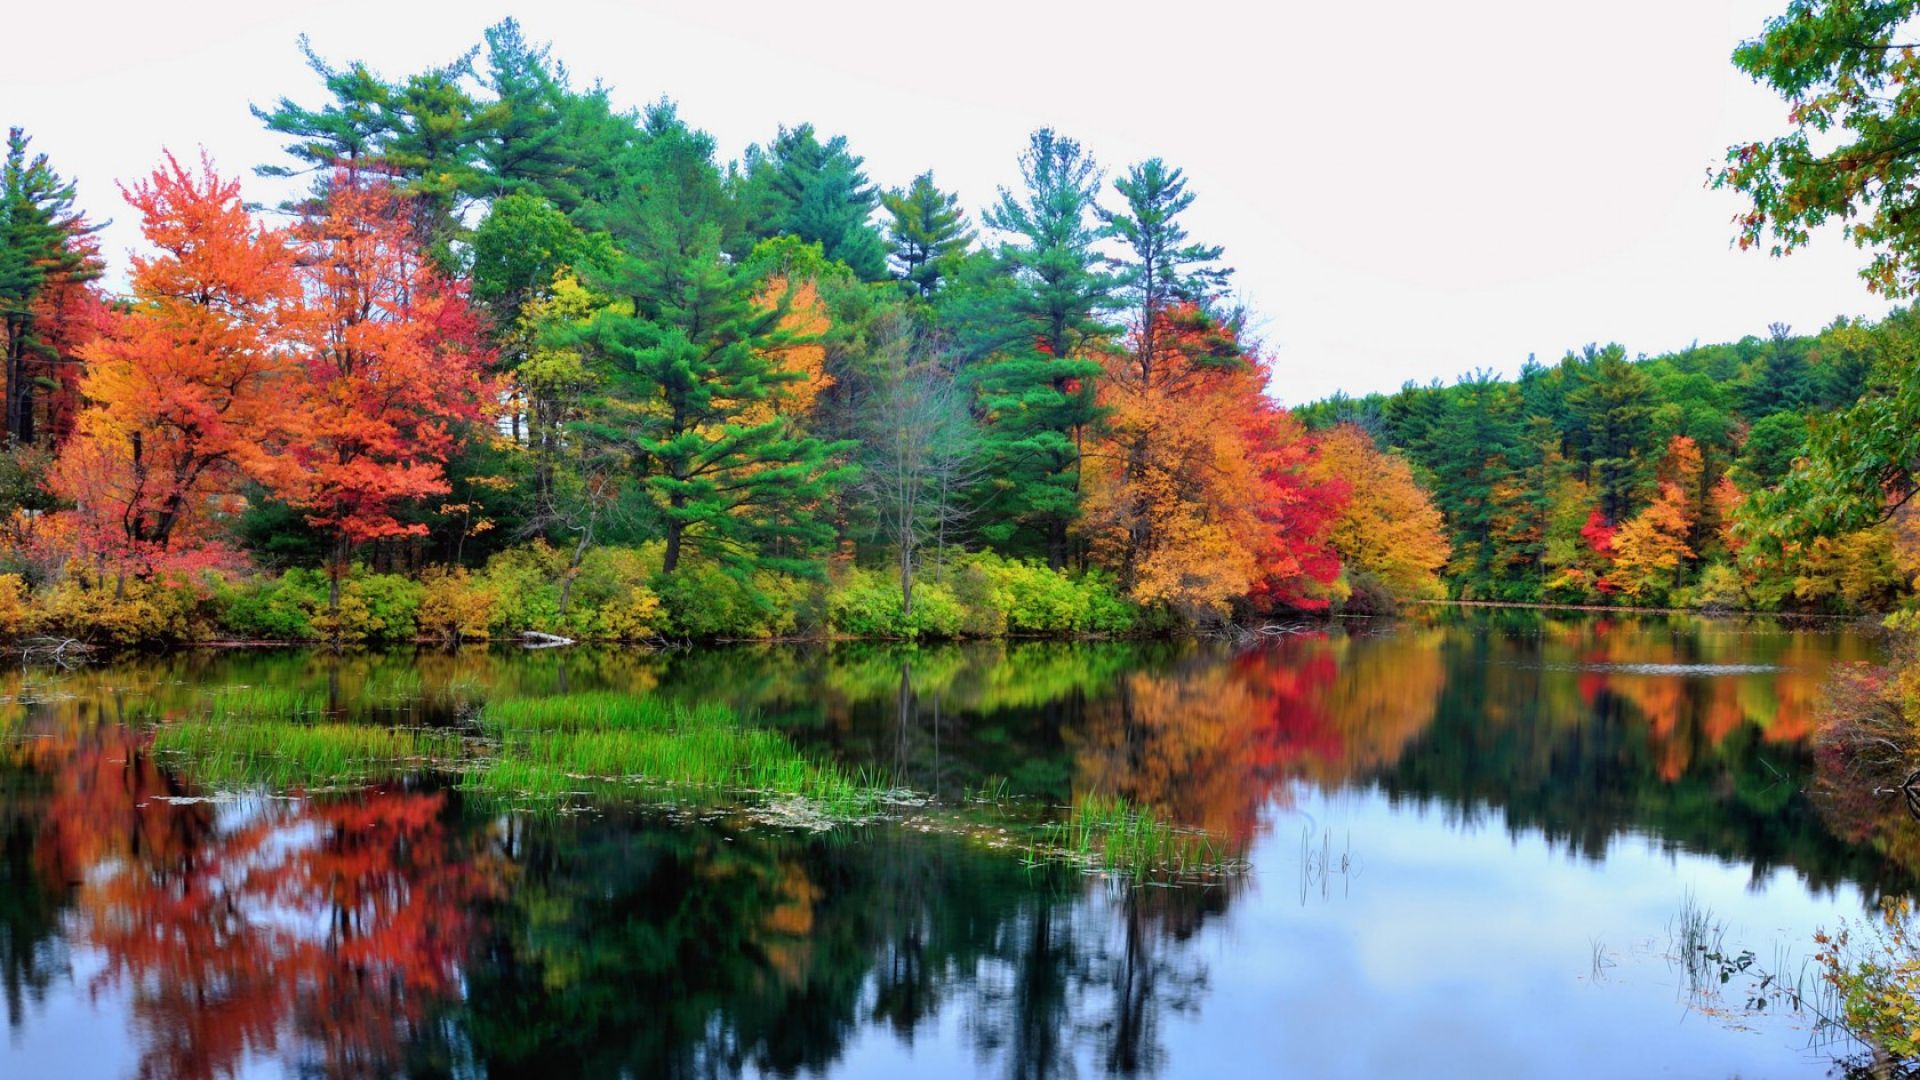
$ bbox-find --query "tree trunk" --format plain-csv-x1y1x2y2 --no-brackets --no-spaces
899,540,914,621
662,518,683,575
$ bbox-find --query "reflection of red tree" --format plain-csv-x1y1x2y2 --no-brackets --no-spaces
17,722,498,1080
1238,640,1343,775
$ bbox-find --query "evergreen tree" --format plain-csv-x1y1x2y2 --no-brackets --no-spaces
734,124,888,281
1101,157,1232,365
250,35,398,180
881,171,974,298
1563,344,1656,524
0,128,101,447
578,122,849,576
960,129,1117,567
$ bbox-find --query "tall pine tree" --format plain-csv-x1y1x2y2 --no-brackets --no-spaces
1,128,102,447
967,128,1114,567
579,117,848,576
882,171,974,298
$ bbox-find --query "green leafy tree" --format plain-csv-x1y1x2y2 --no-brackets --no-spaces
1716,0,1920,296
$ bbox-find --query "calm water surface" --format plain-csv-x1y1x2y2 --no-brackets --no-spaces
0,611,1907,1078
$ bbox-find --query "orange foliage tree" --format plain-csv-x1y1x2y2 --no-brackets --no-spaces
266,171,493,607
1082,304,1341,617
1607,435,1701,599
50,153,303,572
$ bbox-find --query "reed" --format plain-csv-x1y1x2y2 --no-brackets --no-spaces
464,693,887,818
1028,793,1240,879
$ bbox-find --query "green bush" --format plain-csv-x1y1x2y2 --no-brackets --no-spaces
654,561,804,639
480,543,564,635
950,552,1138,636
827,567,966,639
215,571,323,640
215,566,421,643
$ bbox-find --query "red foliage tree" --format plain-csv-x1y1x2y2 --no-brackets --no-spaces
266,171,493,608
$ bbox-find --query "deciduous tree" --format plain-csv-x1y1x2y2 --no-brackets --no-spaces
51,153,304,569
267,171,492,611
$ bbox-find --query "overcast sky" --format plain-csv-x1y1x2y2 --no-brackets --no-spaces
2,0,1891,404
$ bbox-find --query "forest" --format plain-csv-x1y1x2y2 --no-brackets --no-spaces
1,15,1915,647
1297,316,1919,611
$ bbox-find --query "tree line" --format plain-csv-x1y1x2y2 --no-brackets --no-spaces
1295,318,1916,611
0,20,1453,641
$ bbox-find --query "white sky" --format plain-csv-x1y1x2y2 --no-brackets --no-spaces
1,0,1892,404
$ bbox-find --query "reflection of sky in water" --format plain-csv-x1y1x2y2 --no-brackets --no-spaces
825,783,1859,1079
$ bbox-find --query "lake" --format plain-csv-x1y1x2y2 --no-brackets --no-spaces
0,611,1906,1078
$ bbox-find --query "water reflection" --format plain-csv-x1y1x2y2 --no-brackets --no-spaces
0,611,1904,1078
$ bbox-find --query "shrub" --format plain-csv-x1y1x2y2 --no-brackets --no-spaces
321,571,423,643
216,571,323,640
1335,570,1398,616
950,552,1138,636
0,573,32,639
654,561,804,639
480,542,564,635
827,567,966,639
563,545,665,640
418,567,496,643
40,570,216,645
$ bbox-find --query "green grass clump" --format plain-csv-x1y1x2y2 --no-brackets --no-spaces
1030,794,1236,879
464,693,887,818
478,691,709,734
152,720,466,789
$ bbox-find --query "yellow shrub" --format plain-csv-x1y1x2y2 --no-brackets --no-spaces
593,584,664,641
39,572,210,644
0,574,33,639
418,567,497,643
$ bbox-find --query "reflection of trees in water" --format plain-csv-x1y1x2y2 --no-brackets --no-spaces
0,707,501,1079
0,616,1901,1076
1374,616,1910,896
445,811,1227,1079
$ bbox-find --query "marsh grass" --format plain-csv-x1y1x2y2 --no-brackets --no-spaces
1026,793,1243,880
457,693,893,820
152,719,467,788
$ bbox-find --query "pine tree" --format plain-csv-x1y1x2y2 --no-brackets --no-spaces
734,124,888,281
1102,157,1232,366
967,128,1115,567
1564,344,1656,525
0,128,102,447
250,35,398,180
881,171,974,298
579,125,850,576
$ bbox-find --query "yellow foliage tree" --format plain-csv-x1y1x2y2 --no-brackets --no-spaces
1309,424,1450,599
